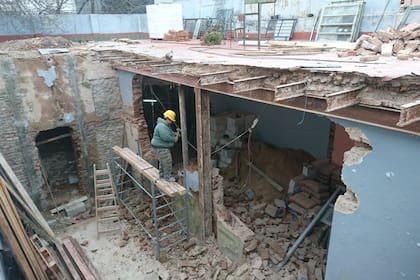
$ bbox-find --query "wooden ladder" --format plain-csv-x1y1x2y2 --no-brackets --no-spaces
94,163,121,237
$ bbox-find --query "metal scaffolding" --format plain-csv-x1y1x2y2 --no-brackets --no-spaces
111,153,189,259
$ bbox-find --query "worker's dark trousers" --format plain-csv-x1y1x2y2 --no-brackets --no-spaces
153,148,172,179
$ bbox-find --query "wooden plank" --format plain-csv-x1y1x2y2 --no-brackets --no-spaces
199,70,231,86
397,99,420,127
112,146,186,196
178,85,189,169
68,237,102,280
151,63,182,74
0,177,47,279
325,85,365,112
36,133,72,146
274,81,306,101
0,206,36,279
62,238,96,280
195,88,213,239
232,75,267,93
0,152,55,238
54,240,81,280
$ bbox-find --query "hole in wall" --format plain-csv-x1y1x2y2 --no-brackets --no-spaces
35,126,79,207
334,126,372,214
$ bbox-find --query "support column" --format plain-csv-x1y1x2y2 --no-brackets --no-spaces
194,88,212,239
178,85,189,169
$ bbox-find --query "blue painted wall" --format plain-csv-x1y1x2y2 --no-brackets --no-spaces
326,119,420,280
210,93,331,159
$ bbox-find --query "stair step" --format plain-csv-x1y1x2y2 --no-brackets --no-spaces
95,169,108,176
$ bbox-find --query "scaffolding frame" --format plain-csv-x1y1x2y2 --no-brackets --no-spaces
111,155,189,259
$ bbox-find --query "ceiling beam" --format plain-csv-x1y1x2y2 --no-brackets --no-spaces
151,63,183,74
274,81,307,101
325,85,365,112
397,99,420,127
232,75,267,93
199,70,232,86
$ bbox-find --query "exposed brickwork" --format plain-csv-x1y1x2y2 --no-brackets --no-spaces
131,76,153,161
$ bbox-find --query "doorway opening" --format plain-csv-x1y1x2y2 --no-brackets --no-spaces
35,127,79,207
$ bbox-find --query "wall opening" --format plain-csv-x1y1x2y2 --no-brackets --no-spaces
35,126,79,206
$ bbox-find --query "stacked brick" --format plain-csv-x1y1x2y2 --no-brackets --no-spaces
340,23,420,61
163,30,190,41
132,78,153,162
287,159,342,215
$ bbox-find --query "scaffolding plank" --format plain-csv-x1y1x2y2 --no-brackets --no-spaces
199,70,232,86
325,85,365,112
112,146,186,197
274,81,306,101
151,63,183,74
62,238,96,280
233,76,267,93
397,99,420,127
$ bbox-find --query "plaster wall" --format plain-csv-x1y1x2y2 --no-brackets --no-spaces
0,14,148,38
326,119,420,280
0,51,124,207
210,93,330,159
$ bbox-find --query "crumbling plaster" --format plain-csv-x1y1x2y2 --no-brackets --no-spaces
326,118,420,280
0,51,124,207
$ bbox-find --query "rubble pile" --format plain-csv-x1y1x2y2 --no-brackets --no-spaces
0,36,73,51
340,23,420,61
163,30,190,41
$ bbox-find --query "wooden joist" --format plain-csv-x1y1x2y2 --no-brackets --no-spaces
232,75,267,93
199,70,232,86
397,99,420,127
151,63,183,74
274,81,307,101
325,85,365,112
112,146,186,197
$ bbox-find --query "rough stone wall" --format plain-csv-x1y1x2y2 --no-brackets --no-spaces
0,50,124,208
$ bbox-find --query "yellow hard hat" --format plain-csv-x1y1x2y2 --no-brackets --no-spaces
163,110,176,122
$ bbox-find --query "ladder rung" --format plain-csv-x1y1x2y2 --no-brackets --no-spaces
97,179,110,184
95,169,108,175
97,194,116,201
97,187,113,193
98,216,120,222
97,205,118,212
96,182,111,188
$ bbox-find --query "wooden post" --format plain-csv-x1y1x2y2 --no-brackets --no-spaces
194,88,212,239
178,85,189,169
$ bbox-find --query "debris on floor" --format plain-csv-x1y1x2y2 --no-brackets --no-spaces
339,23,420,60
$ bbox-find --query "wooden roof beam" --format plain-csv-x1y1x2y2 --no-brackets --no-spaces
274,81,307,101
325,85,365,112
233,75,267,93
151,63,183,74
397,99,420,127
199,70,232,86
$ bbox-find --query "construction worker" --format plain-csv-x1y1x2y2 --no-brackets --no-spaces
151,109,180,182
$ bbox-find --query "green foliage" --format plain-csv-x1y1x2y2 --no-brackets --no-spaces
203,25,223,45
